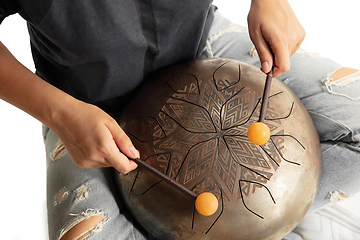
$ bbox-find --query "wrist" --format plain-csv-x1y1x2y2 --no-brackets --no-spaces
44,92,82,134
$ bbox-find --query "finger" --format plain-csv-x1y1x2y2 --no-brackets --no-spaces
113,156,138,174
249,28,274,74
271,39,291,77
111,123,140,159
290,27,306,56
91,127,138,173
89,161,112,169
106,120,139,173
73,157,112,169
105,141,138,174
65,143,113,169
102,117,139,159
290,40,302,57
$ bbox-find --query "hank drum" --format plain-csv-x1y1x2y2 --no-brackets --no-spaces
116,58,321,240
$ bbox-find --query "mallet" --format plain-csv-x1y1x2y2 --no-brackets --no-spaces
247,67,274,145
131,157,219,216
259,67,274,123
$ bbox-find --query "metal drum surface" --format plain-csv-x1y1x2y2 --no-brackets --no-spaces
116,58,321,240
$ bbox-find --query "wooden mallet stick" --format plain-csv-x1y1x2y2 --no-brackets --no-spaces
131,158,198,199
258,67,274,123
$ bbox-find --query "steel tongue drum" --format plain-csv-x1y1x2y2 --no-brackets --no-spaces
115,58,321,240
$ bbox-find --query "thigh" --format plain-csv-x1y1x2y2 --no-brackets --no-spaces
44,127,151,240
279,54,360,214
201,9,360,214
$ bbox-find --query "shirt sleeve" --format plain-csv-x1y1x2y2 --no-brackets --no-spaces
0,0,20,24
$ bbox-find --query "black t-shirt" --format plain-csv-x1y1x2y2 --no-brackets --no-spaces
0,0,214,113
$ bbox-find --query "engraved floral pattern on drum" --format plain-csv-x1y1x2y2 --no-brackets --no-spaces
126,60,300,219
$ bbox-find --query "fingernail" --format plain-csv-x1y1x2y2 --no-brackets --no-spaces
261,61,269,73
129,146,140,159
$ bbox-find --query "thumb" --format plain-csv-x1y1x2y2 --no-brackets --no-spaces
112,125,140,160
106,120,140,173
249,28,274,74
261,60,271,75
255,40,274,74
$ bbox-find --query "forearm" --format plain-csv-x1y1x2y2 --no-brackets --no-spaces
0,41,139,173
0,41,76,129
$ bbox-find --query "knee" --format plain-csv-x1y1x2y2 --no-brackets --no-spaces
325,67,359,82
59,211,107,240
324,67,360,100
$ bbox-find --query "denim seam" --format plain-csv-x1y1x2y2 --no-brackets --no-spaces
321,141,341,154
308,110,352,141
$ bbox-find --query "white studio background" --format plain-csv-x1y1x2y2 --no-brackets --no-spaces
0,1,359,239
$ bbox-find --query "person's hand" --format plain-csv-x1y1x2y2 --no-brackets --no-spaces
0,41,138,174
51,98,139,174
247,0,305,77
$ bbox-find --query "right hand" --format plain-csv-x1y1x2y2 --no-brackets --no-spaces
247,0,306,77
51,98,139,174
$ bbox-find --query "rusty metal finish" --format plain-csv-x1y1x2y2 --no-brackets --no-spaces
115,58,321,240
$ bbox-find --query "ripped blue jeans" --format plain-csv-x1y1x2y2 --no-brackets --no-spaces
44,125,153,240
45,9,360,240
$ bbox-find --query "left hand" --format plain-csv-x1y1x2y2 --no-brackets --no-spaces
247,0,306,77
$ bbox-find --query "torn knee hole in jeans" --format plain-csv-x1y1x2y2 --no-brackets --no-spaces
55,184,90,207
58,209,107,240
250,47,258,58
75,184,90,202
328,190,349,203
55,187,69,206
50,139,67,161
324,67,360,100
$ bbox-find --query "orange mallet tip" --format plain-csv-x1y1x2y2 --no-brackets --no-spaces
195,192,219,216
247,122,271,145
